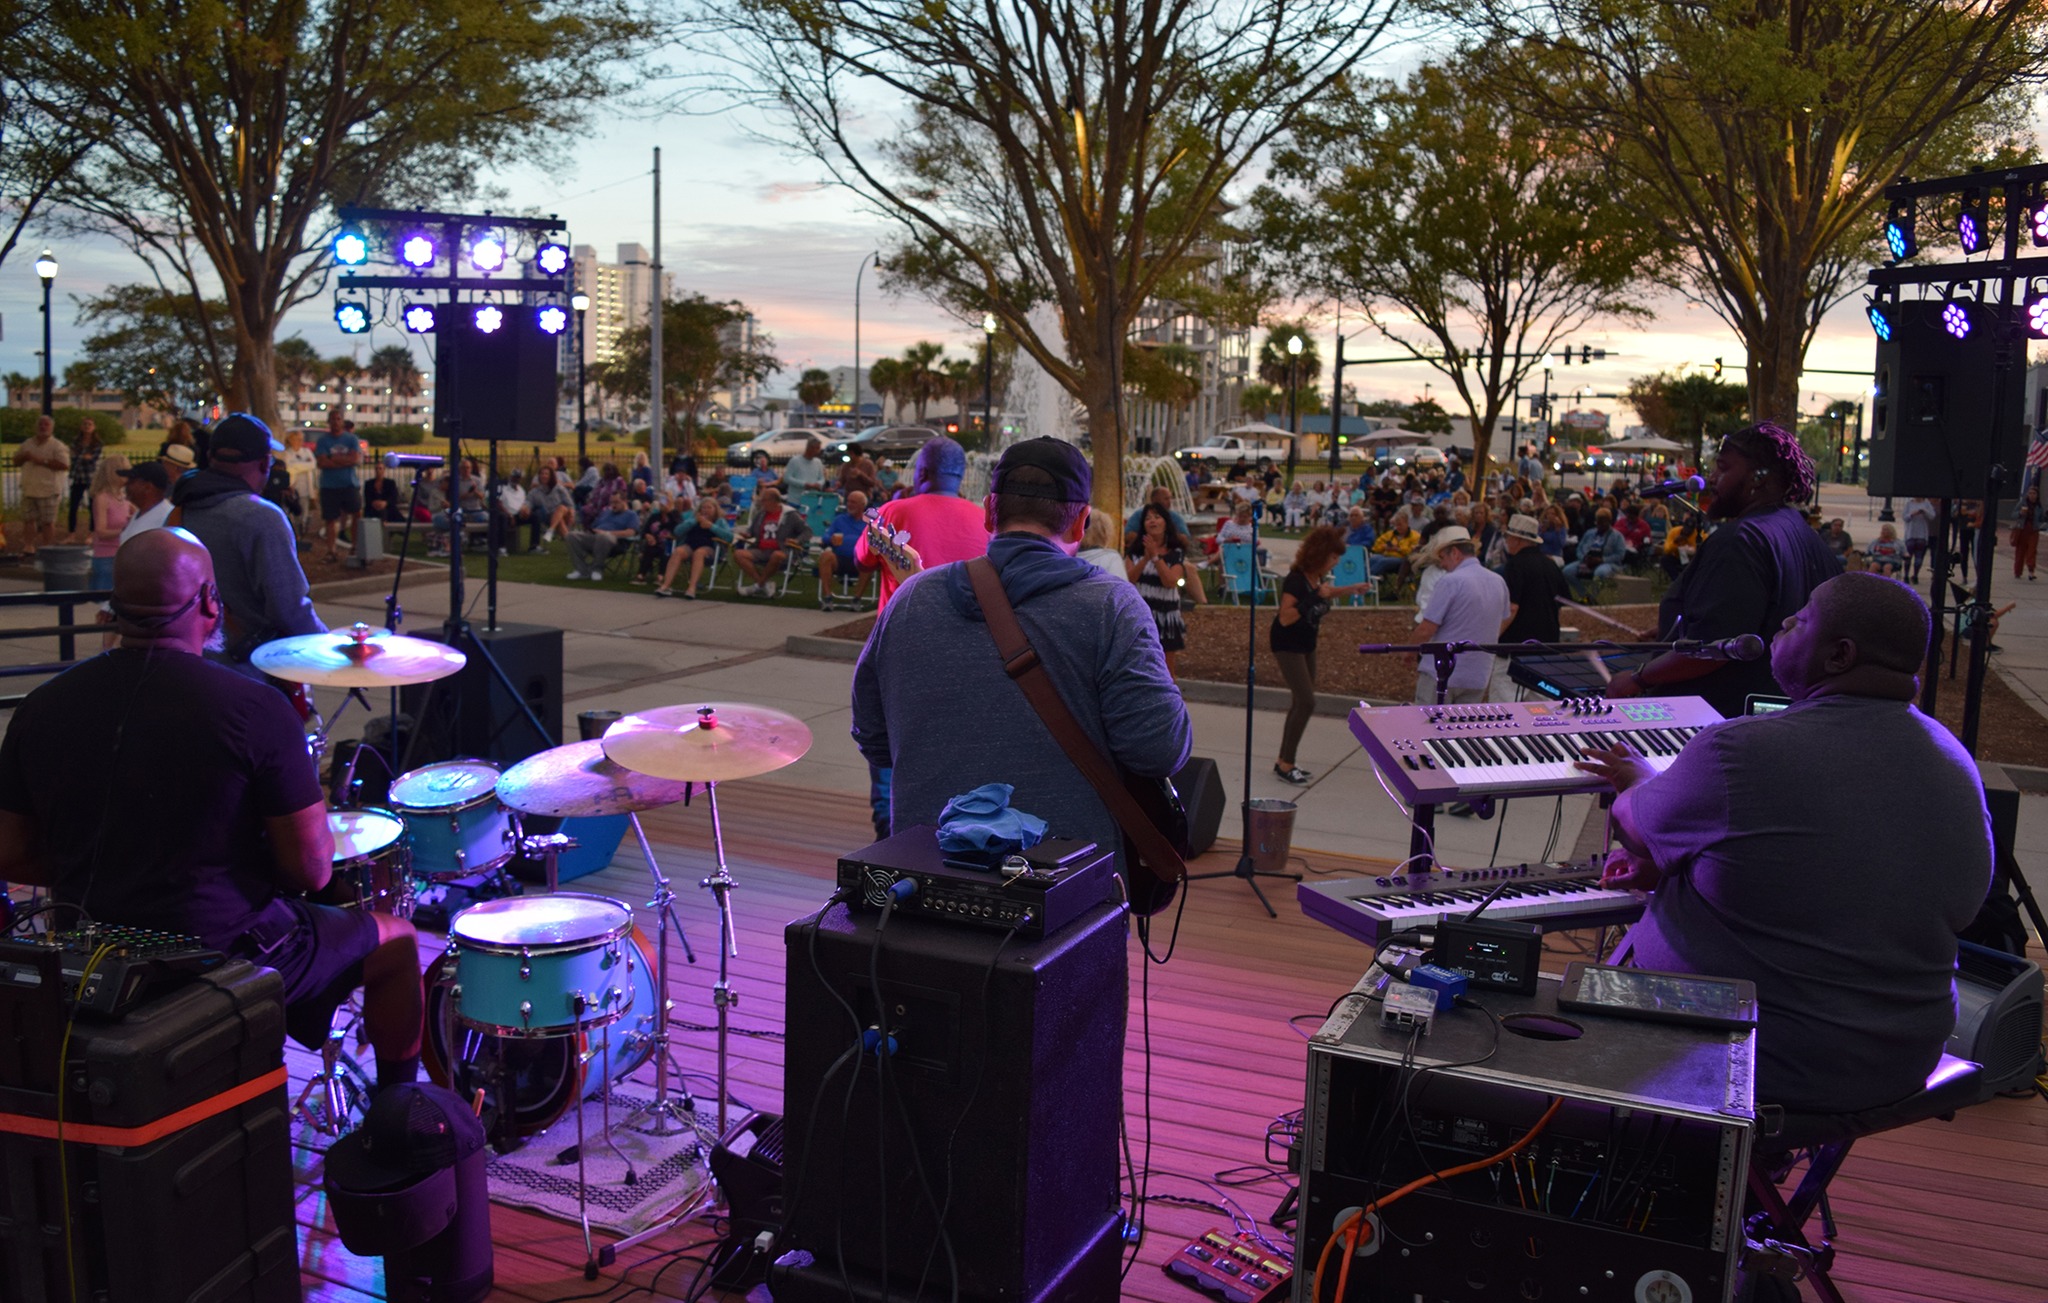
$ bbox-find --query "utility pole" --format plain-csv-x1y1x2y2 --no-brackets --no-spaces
1327,326,1346,478
650,147,664,472
854,251,877,427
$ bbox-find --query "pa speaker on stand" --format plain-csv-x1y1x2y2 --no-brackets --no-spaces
1867,297,2026,499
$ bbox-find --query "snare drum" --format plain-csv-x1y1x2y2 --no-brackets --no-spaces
389,759,516,880
321,808,413,918
445,893,640,1037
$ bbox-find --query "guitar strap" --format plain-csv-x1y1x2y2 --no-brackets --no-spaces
964,555,1186,881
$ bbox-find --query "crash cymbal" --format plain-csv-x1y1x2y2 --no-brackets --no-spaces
497,740,696,818
251,622,467,688
601,702,812,783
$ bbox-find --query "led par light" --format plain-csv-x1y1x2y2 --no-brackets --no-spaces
333,226,370,267
1957,189,1989,255
1866,296,1893,342
1883,199,1916,261
335,299,370,334
2025,283,2048,340
1940,295,1975,341
536,304,569,335
534,241,571,276
474,303,505,334
402,302,437,334
398,231,438,270
470,235,506,273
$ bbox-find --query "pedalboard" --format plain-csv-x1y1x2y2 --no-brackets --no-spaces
1162,1228,1291,1303
836,826,1116,940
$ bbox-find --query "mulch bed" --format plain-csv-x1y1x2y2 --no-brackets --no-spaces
816,602,2048,769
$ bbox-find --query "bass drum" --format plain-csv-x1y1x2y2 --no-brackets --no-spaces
421,924,659,1140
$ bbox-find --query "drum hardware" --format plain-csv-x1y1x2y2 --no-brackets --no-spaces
291,1005,372,1137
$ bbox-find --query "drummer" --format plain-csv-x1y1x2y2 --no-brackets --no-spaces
0,530,422,1092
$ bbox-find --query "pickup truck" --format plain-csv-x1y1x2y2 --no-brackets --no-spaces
1173,434,1296,467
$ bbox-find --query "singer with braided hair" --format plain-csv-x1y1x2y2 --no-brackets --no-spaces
1608,421,1841,716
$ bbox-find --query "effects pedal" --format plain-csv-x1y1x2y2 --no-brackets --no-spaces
1162,1228,1291,1303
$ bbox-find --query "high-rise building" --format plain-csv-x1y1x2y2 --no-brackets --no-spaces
567,243,669,372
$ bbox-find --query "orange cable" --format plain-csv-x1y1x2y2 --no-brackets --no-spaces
1316,1096,1566,1302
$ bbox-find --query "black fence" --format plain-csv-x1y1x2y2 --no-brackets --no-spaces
0,590,109,708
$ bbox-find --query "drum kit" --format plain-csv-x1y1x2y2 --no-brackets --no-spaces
255,624,813,1262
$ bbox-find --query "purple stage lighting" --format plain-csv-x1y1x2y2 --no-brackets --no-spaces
536,304,569,335
474,304,504,334
403,303,437,334
534,241,571,276
2026,290,2048,340
470,236,506,273
399,232,437,270
1941,300,1973,340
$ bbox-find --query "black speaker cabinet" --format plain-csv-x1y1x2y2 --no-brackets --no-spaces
1868,297,2026,499
399,623,563,768
781,901,1127,1303
1173,756,1226,856
435,312,559,442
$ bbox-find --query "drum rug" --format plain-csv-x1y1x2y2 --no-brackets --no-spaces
480,1088,717,1235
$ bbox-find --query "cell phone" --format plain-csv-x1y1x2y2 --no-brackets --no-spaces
1555,962,1758,1031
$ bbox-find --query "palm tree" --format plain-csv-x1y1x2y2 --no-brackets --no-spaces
275,337,320,428
366,345,420,426
867,356,905,424
942,358,976,427
327,354,359,426
899,341,946,423
796,367,835,413
1239,382,1281,421
1256,324,1324,429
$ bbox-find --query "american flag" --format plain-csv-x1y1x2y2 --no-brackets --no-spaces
2029,428,2048,472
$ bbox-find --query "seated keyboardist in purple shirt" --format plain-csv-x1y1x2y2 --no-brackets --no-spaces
1574,573,1991,1115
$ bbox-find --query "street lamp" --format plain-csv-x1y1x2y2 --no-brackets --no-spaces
571,287,591,463
34,249,57,416
854,251,878,427
981,312,997,442
1285,334,1304,486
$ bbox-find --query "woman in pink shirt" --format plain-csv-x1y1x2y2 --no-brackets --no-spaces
88,455,135,590
855,436,990,608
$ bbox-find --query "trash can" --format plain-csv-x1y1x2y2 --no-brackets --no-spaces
1244,798,1298,875
578,709,623,742
37,544,91,592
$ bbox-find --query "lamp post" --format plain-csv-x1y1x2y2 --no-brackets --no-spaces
34,249,57,416
854,251,878,427
1285,333,1303,487
981,312,997,442
572,288,591,464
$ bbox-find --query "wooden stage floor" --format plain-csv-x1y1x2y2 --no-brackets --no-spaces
287,782,2048,1303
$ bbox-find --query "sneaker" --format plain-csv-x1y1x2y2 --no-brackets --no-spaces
739,582,760,596
1273,764,1311,785
654,587,673,598
566,570,587,581
542,529,556,543
680,590,697,601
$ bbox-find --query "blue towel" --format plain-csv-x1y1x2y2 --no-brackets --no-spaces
936,782,1046,855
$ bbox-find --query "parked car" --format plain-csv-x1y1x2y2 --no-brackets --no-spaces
1172,433,1295,467
821,425,942,464
1552,450,1586,475
724,428,825,467
1385,445,1448,469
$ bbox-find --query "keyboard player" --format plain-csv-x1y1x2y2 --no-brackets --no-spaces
1575,574,1991,1115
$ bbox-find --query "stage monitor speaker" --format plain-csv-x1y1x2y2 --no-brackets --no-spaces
781,901,1126,1303
1174,756,1225,856
1949,939,2045,1102
398,623,563,768
436,313,558,442
1867,297,2026,499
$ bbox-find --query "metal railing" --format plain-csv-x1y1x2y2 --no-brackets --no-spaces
0,589,111,707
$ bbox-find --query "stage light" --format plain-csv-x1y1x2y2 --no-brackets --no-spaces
1867,299,1893,341
470,236,506,273
1941,298,1974,340
474,303,504,334
1884,199,1916,261
2031,197,2048,248
534,241,571,276
536,304,569,335
398,231,437,270
335,299,370,334
1958,189,1988,255
333,225,370,267
2026,284,2048,340
402,302,437,334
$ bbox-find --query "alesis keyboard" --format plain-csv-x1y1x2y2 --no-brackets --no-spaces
1299,860,1646,948
1349,696,1725,806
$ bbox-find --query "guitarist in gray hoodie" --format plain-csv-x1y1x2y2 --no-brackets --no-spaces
169,412,326,685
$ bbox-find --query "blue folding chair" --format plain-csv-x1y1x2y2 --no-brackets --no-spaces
1332,545,1379,606
1219,543,1266,604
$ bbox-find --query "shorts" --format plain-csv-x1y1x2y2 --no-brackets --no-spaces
236,897,383,1050
320,485,363,521
21,495,57,526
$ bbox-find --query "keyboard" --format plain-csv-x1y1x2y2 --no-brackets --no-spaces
1299,861,1645,948
1349,696,1725,806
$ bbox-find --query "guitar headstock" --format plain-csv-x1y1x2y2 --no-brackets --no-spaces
862,506,915,572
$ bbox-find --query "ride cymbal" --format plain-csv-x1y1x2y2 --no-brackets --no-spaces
601,702,812,783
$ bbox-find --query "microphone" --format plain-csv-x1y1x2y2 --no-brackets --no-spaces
1638,475,1706,499
1677,634,1766,662
384,452,445,469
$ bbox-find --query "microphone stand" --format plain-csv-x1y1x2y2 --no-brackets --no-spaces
1186,499,1301,917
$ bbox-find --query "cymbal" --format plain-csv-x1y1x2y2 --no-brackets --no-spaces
602,702,812,783
497,740,695,818
251,622,468,687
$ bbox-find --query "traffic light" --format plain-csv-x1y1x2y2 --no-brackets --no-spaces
1713,358,1723,379
1579,345,1591,365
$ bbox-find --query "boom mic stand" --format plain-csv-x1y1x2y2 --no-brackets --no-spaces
1187,499,1301,917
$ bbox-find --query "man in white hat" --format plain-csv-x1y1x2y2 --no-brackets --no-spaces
1494,512,1573,699
1405,525,1509,704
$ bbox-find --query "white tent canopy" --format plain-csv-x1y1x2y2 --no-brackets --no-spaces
1603,433,1687,452
1347,426,1433,445
1220,420,1310,440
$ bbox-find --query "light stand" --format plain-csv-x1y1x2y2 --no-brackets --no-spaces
981,312,996,440
1186,502,1301,917
574,286,590,464
35,250,56,416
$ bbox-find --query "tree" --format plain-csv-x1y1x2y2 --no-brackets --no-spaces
713,0,1398,511
1256,325,1324,427
1255,58,1662,478
895,342,947,424
275,337,323,427
1239,383,1281,422
1469,0,2046,423
867,357,905,424
796,368,836,412
367,345,422,426
26,0,654,426
614,295,783,449
1405,397,1452,435
1624,371,1749,469
0,4,91,276
74,284,231,417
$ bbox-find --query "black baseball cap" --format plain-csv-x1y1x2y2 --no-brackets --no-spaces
209,412,284,464
991,437,1091,503
118,461,170,490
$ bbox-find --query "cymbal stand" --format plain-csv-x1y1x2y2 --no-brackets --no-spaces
700,781,740,1136
615,811,699,1137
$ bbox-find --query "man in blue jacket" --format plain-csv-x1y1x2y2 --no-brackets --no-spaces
852,438,1191,869
1568,505,1629,599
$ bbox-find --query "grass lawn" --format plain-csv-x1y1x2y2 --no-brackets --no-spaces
397,531,875,612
